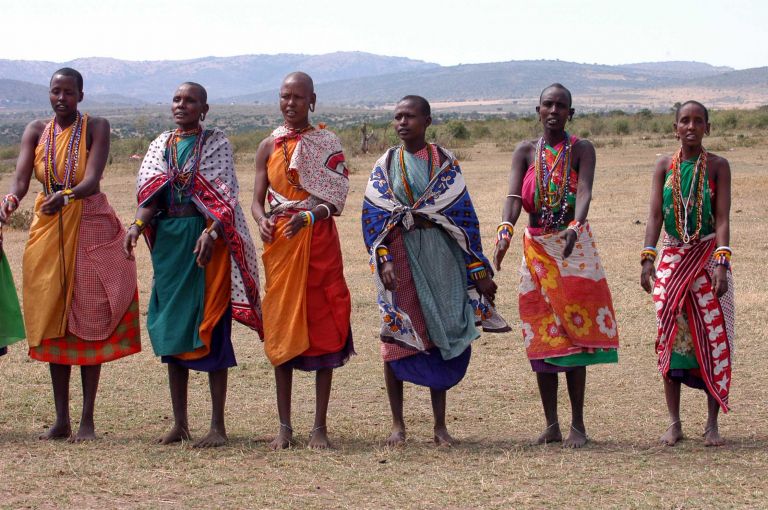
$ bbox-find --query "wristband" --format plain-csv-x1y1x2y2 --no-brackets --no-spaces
204,223,219,240
2,193,19,212
496,222,514,245
130,218,146,233
317,203,332,219
567,220,583,234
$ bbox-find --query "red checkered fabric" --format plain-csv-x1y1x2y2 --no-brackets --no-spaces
67,193,138,341
380,229,434,362
29,290,141,365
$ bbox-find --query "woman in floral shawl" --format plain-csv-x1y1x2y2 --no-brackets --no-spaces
124,82,262,448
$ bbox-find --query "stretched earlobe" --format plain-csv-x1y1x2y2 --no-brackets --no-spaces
200,113,206,121
309,103,316,112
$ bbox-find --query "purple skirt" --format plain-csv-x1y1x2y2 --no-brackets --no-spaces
388,346,472,391
162,307,236,372
282,328,355,372
530,359,575,373
0,346,6,357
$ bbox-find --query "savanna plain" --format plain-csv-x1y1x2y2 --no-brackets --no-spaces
0,130,766,509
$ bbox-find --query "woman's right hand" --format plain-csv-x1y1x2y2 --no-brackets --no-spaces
257,215,276,243
0,200,14,224
493,238,510,271
380,261,397,291
123,226,140,259
640,259,656,293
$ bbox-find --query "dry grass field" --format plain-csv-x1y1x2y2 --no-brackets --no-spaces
0,135,766,509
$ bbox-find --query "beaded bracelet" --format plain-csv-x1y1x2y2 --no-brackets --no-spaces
203,223,219,241
496,222,514,245
567,220,583,234
129,218,146,233
2,193,19,212
713,246,732,268
640,246,657,265
469,266,489,281
61,189,75,206
300,211,315,227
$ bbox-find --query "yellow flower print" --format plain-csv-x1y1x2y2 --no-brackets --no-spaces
564,304,593,337
539,317,566,347
526,248,558,291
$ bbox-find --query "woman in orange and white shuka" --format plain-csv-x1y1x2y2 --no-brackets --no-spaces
0,68,140,442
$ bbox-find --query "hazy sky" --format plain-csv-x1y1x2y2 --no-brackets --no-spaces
2,0,765,69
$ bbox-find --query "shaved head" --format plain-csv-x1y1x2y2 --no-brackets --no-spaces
540,83,572,108
178,81,208,104
282,71,314,94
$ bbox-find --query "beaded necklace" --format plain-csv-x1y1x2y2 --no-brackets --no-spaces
398,144,435,205
43,112,84,195
281,125,313,189
534,133,572,229
166,126,205,208
671,147,707,243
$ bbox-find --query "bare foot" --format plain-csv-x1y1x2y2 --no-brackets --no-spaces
536,422,562,445
269,424,293,450
69,423,97,443
193,428,227,448
660,420,683,446
704,425,724,447
157,424,192,445
385,428,406,447
39,422,71,441
433,426,456,447
308,425,331,449
563,425,588,448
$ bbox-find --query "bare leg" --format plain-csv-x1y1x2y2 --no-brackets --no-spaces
431,388,456,446
194,368,228,448
269,364,293,450
70,364,101,442
308,368,333,449
660,377,684,446
703,393,724,446
39,363,72,440
563,367,588,448
535,372,562,444
384,363,406,447
158,363,192,444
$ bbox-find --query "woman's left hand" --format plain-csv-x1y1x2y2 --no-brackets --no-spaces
283,212,307,239
194,231,215,267
40,191,66,215
712,264,729,297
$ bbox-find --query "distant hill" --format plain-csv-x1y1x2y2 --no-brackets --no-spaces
225,59,747,106
0,78,144,108
0,52,439,102
1,54,765,111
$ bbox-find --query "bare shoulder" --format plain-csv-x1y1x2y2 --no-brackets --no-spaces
706,151,730,170
513,139,536,154
653,155,672,176
572,138,595,155
86,115,110,135
255,135,275,161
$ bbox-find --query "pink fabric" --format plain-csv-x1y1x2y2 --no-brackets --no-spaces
67,193,138,341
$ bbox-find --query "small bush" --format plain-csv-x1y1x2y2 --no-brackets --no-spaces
6,209,33,231
614,120,630,135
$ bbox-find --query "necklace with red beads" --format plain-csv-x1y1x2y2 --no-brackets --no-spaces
43,112,84,195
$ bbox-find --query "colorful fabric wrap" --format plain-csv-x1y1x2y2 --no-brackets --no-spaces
653,233,734,412
518,223,620,365
0,249,25,349
362,145,509,353
269,125,349,214
261,131,353,369
137,128,263,335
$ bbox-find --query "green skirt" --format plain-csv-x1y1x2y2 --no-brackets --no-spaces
0,252,25,348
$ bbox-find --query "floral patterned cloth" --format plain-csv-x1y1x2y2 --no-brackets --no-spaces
519,223,620,360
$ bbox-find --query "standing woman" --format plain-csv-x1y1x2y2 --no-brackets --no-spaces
640,100,733,447
494,83,620,448
124,82,262,448
0,68,140,441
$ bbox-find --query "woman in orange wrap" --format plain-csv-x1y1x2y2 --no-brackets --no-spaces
252,72,353,450
0,68,140,442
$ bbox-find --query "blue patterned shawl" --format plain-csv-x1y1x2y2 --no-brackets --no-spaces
362,145,509,351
